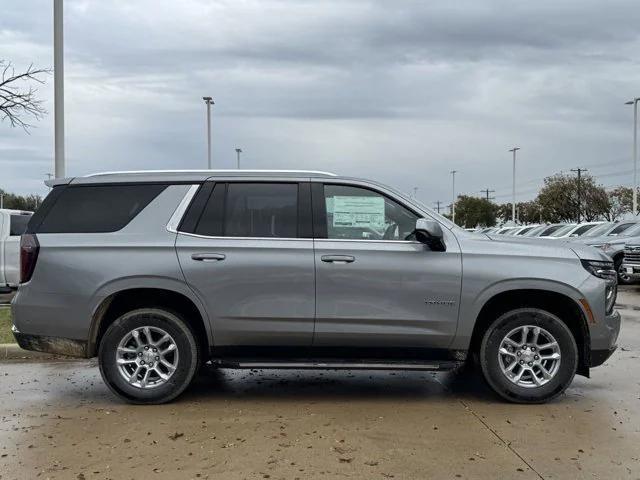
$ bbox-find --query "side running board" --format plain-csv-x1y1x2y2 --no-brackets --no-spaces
210,359,462,371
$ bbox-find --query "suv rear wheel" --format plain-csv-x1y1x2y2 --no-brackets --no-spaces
480,308,578,403
98,308,200,404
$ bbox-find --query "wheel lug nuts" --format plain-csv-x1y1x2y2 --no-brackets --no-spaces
528,362,533,366
531,347,536,351
140,360,145,365
145,346,149,350
155,356,160,360
517,352,521,356
534,355,539,360
138,352,143,357
519,360,524,365
153,348,157,353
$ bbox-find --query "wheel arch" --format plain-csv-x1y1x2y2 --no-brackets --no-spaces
469,288,591,376
88,282,211,358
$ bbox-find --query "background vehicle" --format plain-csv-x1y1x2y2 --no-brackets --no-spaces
12,171,620,405
571,222,640,284
523,223,568,237
622,242,640,281
0,209,32,293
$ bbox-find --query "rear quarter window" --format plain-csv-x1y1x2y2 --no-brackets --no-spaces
35,184,167,233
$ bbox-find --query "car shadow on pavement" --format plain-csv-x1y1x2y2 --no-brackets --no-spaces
177,364,501,404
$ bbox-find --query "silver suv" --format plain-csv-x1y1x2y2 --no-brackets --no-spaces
12,170,621,404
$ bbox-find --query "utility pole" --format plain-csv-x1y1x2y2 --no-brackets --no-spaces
54,0,65,178
235,148,242,169
203,97,214,169
434,201,442,213
412,187,418,198
480,188,495,202
571,168,588,223
0,193,3,209
450,170,457,223
508,147,520,223
625,98,639,216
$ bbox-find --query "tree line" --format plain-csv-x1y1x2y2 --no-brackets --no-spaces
0,189,42,211
451,172,637,228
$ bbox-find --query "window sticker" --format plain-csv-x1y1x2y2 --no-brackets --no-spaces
331,196,385,228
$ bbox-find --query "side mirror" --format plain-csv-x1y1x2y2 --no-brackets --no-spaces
414,218,446,251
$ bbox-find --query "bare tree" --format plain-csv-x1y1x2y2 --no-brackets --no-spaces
0,60,50,131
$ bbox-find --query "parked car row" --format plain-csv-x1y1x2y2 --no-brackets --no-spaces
480,220,640,284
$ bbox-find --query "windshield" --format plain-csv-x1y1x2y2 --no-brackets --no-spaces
516,226,536,235
539,224,565,237
548,224,576,237
608,222,637,236
583,222,614,237
524,225,546,237
622,222,640,236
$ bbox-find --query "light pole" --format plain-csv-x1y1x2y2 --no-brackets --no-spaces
625,98,639,216
450,170,457,223
203,97,214,169
54,0,65,178
508,147,520,223
412,187,418,198
235,148,242,169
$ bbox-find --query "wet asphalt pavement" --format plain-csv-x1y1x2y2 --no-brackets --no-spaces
1,290,639,479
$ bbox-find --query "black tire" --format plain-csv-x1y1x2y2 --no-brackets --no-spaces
98,308,200,404
479,308,578,404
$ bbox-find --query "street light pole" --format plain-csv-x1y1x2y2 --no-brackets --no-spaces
53,0,65,178
413,187,418,198
203,97,214,169
626,98,639,216
508,147,520,223
450,170,457,223
235,148,242,169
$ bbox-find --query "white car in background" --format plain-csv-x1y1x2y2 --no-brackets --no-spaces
544,222,603,239
0,209,32,293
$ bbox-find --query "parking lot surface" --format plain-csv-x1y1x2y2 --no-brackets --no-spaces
1,288,639,480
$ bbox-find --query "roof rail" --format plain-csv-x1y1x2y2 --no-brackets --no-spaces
85,169,337,177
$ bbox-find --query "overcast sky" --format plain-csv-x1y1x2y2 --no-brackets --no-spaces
2,0,640,207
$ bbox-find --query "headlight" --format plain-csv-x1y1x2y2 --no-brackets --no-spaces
581,259,617,315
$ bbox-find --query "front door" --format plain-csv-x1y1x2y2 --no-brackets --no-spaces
176,181,315,346
312,182,462,349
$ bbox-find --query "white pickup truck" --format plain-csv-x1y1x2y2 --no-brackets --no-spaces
0,209,32,293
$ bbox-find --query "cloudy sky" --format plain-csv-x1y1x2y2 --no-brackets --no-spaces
1,0,640,208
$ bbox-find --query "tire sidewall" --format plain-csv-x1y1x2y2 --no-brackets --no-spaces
480,308,578,403
98,308,199,404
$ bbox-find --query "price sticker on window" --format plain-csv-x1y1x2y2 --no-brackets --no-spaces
331,196,385,228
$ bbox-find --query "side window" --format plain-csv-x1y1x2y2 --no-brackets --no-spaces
323,184,419,240
36,184,167,233
9,214,31,236
195,183,299,238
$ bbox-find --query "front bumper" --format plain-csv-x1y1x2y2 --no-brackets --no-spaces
12,326,88,358
621,262,640,279
588,309,621,367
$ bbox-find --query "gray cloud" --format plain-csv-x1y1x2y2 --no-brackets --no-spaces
1,0,639,207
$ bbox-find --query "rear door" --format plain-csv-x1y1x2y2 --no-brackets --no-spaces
312,181,462,349
175,180,315,346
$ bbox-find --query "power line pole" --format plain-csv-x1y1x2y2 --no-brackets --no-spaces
450,170,457,223
412,187,418,198
235,148,242,169
203,97,214,169
54,0,65,178
480,188,495,201
626,98,639,216
434,200,442,213
508,147,520,223
571,167,588,223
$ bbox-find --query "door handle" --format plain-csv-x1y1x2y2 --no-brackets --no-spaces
321,255,355,264
191,253,226,262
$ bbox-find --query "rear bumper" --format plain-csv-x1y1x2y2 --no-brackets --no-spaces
12,327,88,358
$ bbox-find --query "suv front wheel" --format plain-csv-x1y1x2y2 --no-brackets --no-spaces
480,308,578,403
98,308,200,404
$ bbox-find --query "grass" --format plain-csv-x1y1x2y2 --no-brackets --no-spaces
0,307,14,343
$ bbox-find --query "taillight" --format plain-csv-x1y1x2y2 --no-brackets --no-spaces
20,234,40,283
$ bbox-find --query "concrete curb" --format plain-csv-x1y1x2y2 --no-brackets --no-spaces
0,343,74,361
